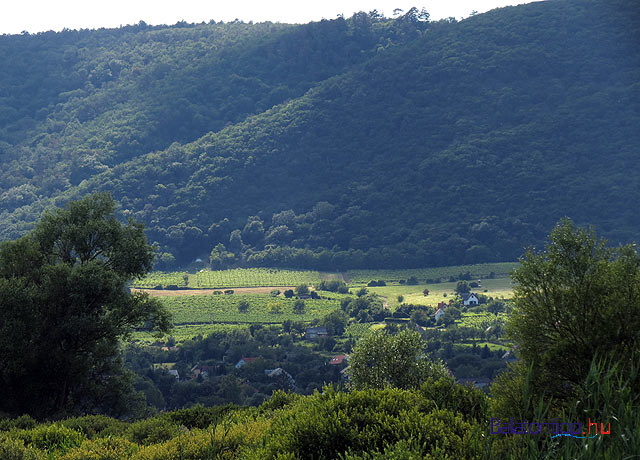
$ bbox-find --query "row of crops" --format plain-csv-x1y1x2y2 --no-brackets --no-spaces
132,268,334,289
457,312,509,329
130,323,249,344
158,294,342,325
131,263,519,290
192,268,327,288
131,272,188,288
346,262,520,285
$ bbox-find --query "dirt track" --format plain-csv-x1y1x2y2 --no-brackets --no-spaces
131,287,295,297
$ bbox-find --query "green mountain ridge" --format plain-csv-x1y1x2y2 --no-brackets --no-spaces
1,0,639,269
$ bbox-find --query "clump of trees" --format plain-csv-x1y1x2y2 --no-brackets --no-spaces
315,280,349,293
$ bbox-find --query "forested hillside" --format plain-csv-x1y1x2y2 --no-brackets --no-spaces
1,0,639,269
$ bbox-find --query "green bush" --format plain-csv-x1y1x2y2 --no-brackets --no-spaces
316,280,348,293
248,386,483,460
0,415,37,431
238,300,250,312
59,415,127,439
127,418,181,446
419,377,487,422
0,436,45,460
259,391,302,412
164,405,237,430
14,424,84,452
293,300,305,314
59,437,138,460
0,437,44,460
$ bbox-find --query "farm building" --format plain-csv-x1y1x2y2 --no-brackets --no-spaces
305,327,328,340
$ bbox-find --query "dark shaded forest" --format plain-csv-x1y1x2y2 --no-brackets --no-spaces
1,0,639,269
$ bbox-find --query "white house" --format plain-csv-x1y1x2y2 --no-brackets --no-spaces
434,308,445,322
462,293,479,306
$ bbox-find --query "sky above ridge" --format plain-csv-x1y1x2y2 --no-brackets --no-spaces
1,0,540,35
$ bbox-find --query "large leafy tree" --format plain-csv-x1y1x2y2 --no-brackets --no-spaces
0,193,171,417
507,218,640,399
346,329,448,390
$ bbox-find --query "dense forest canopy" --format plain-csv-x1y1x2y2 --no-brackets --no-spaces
0,0,639,269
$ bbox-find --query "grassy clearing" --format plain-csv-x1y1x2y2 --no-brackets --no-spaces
366,277,514,310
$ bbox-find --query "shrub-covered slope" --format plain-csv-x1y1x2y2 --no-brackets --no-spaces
1,0,639,268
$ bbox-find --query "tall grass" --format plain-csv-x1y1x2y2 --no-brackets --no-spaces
483,354,640,459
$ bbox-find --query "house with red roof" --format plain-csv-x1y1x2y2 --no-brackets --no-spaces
329,354,348,365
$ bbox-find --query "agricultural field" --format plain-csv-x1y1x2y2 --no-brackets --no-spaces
192,268,330,288
130,323,249,344
367,277,514,310
346,262,519,285
129,293,342,343
131,272,188,288
457,311,509,329
344,322,375,338
162,294,339,324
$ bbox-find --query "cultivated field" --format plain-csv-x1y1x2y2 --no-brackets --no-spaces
193,268,329,288
346,262,519,285
131,272,188,288
160,294,341,325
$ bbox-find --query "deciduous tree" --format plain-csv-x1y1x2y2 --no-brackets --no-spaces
507,218,640,399
0,193,171,417
346,330,448,390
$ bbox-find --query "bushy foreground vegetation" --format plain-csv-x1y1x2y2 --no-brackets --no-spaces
2,362,638,460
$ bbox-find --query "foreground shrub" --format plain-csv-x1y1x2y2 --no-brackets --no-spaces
0,437,44,460
127,418,181,446
419,377,487,422
164,404,237,430
59,437,138,460
259,391,302,413
0,415,38,432
247,386,483,460
59,415,127,439
13,424,84,452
